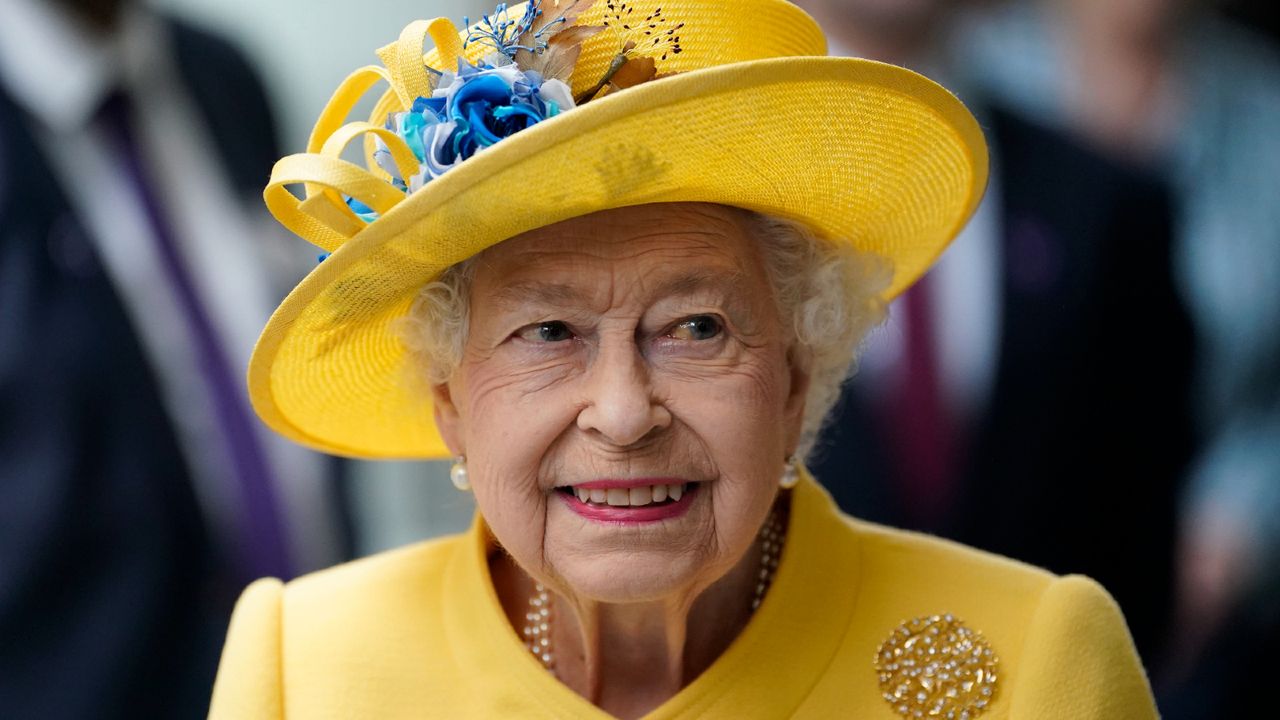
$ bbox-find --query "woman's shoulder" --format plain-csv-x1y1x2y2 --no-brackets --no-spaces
843,514,1059,595
837,512,1142,663
804,512,1158,719
209,533,471,719
224,531,467,623
224,530,471,633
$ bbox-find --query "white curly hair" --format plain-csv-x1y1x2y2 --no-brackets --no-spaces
397,208,892,460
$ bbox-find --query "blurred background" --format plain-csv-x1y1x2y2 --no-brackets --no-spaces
0,0,1275,717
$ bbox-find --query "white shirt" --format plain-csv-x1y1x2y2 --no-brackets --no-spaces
0,0,341,572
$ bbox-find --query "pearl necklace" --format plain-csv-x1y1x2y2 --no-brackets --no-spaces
521,501,788,674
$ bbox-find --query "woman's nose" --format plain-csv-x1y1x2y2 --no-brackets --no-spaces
575,342,671,447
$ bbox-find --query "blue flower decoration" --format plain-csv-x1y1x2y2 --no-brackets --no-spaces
367,59,575,219
449,72,541,159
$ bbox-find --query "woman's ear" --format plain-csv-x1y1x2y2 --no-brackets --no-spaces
782,343,813,452
431,381,465,456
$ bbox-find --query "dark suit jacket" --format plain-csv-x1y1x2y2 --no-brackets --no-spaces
0,19,280,719
810,105,1195,667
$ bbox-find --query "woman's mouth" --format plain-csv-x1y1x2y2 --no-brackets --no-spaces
555,481,700,523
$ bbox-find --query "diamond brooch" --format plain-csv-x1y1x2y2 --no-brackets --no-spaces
874,614,999,719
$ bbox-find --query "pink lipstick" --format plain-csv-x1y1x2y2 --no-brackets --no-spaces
556,481,700,524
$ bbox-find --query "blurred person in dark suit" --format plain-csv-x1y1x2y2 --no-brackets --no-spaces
956,0,1280,709
796,0,1195,668
0,0,343,717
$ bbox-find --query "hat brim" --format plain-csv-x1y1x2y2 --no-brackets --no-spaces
249,55,989,459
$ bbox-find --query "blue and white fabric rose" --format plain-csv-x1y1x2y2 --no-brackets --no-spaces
378,60,573,189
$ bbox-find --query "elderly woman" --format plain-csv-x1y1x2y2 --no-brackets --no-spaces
210,1,1159,718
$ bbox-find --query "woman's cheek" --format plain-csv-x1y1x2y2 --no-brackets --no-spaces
455,357,579,506
663,357,791,476
661,349,788,414
463,349,579,420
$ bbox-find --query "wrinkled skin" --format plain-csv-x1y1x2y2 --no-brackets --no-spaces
431,202,811,717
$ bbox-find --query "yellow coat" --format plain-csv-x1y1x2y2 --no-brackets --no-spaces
208,474,1159,719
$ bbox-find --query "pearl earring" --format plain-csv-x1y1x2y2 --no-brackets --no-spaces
450,456,471,492
779,455,800,489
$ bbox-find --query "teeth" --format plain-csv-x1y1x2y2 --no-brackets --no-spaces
629,486,652,506
571,483,690,507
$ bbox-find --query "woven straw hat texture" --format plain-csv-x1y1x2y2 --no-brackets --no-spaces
251,0,989,459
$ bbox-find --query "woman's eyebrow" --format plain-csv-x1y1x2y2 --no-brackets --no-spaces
491,280,588,309
652,268,749,301
491,268,748,309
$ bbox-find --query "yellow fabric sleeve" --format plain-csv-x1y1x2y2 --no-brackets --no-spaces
1009,575,1160,719
207,578,284,720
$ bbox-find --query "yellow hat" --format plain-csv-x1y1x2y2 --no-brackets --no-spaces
250,0,989,459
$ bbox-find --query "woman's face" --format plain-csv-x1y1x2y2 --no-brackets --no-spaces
433,203,809,603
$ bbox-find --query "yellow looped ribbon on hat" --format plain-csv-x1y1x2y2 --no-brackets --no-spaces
363,92,408,181
264,16,472,253
263,64,397,250
377,17,463,108
265,154,406,252
306,65,395,156
427,17,464,72
321,121,421,187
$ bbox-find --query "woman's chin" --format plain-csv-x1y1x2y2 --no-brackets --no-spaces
541,511,714,602
549,556,705,604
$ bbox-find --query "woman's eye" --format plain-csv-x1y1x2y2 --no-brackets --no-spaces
669,315,723,341
516,321,575,343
